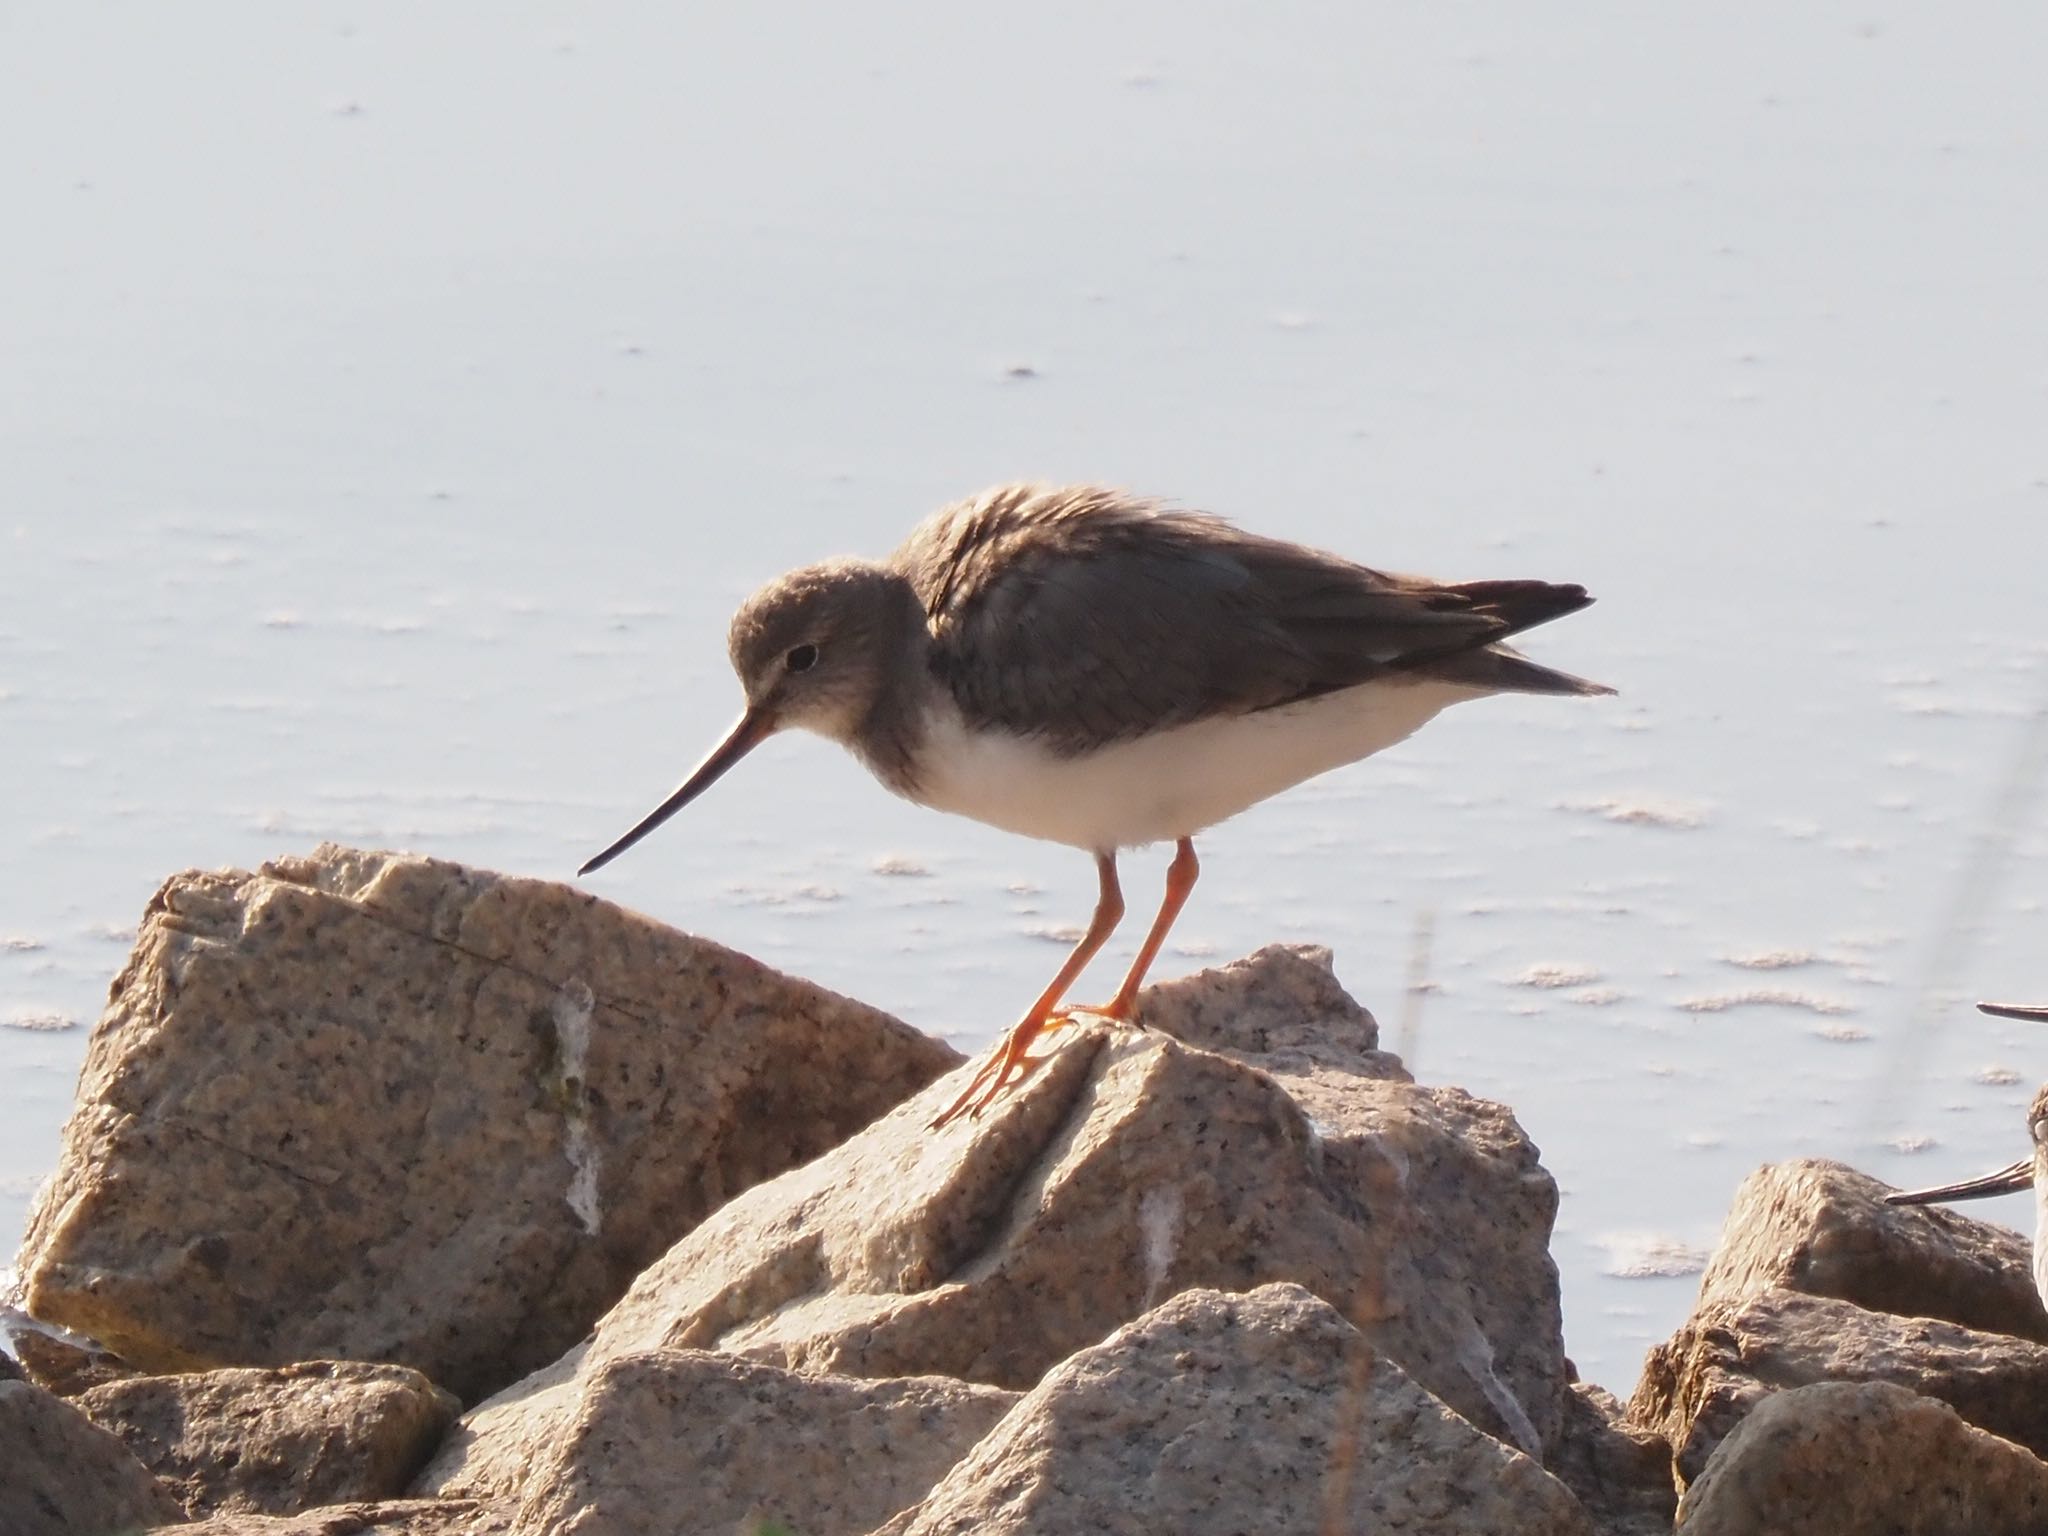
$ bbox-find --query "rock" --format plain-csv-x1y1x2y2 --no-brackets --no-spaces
1695,1158,2048,1341
1676,1380,2048,1535
428,946,1571,1498
0,1349,20,1382
1545,1380,1675,1536
424,1350,1016,1535
171,1499,511,1535
5,1311,140,1395
0,1376,186,1535
1630,1286,2048,1484
877,1284,1591,1536
79,1359,460,1517
16,845,957,1402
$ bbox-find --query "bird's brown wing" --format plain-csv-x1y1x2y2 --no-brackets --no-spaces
897,485,1593,755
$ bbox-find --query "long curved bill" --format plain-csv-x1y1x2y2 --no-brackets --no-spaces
1887,1157,2035,1207
1980,1002,2048,1022
578,706,776,876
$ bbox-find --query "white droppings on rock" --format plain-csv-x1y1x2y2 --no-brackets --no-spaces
1137,1187,1183,1306
553,980,602,1237
1454,1324,1542,1458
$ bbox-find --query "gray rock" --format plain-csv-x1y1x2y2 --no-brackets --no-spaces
1630,1286,2048,1483
877,1284,1592,1536
1697,1158,2048,1340
80,1359,460,1517
16,845,956,1402
1544,1380,1674,1536
172,1499,511,1535
0,1376,186,1535
427,946,1571,1501
440,1350,1015,1536
1676,1380,2048,1535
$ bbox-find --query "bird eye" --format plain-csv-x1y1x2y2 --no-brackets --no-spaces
785,643,819,673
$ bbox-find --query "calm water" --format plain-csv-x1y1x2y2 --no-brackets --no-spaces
6,4,2048,1391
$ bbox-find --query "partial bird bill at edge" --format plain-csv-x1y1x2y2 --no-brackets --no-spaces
1980,1001,2048,1022
1882,998,2048,1207
1886,1156,2035,1207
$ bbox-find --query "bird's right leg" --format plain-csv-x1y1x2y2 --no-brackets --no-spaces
929,851,1124,1129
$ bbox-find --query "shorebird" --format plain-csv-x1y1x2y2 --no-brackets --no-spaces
1887,1001,2048,1308
579,483,1611,1126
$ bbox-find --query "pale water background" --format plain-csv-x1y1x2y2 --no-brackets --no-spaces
6,4,2048,1392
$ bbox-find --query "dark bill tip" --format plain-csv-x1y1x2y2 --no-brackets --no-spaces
578,706,776,877
1979,1001,2048,1023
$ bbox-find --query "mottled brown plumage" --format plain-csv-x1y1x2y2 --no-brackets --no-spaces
898,484,1604,755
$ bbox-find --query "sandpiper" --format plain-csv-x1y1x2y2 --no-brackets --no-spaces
579,482,1612,1126
1887,1001,2048,1308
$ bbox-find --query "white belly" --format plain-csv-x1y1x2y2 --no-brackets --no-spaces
906,677,1480,851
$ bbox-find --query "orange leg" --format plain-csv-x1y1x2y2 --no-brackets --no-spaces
1080,836,1199,1023
930,851,1125,1129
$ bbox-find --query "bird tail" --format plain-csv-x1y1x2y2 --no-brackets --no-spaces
1425,580,1615,697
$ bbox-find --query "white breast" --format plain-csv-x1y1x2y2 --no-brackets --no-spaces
905,676,1481,852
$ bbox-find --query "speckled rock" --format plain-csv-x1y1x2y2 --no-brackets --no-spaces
5,1316,138,1396
424,1350,1016,1535
173,1498,511,1535
1545,1380,1675,1536
15,844,957,1402
80,1359,460,1518
0,1376,186,1535
1630,1286,2048,1484
1676,1380,2048,1535
427,946,1571,1500
877,1284,1591,1536
1697,1158,2048,1340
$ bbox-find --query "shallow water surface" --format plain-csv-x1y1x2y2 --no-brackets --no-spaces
6,4,2048,1391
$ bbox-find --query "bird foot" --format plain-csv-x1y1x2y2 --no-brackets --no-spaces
1044,999,1143,1034
928,1003,1145,1130
929,1038,1039,1129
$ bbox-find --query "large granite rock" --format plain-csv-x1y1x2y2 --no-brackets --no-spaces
1629,1159,2048,1490
878,1284,1591,1536
445,1350,1016,1536
1696,1158,2047,1340
424,945,1572,1504
0,1375,186,1535
15,845,956,1402
1676,1380,2048,1535
1632,1285,2048,1483
80,1359,460,1518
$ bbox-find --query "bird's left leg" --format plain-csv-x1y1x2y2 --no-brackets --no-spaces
1065,836,1199,1026
929,851,1125,1128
